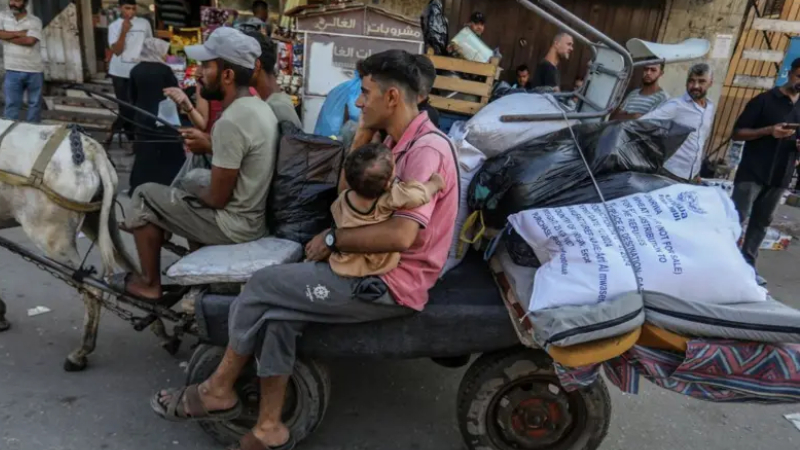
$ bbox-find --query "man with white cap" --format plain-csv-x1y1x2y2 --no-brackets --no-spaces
116,27,280,303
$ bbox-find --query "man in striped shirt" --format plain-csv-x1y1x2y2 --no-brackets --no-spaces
611,63,668,120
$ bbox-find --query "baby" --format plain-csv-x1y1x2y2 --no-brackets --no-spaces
329,142,445,277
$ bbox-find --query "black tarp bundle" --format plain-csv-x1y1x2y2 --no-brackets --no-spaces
421,0,449,56
268,122,345,245
468,119,693,229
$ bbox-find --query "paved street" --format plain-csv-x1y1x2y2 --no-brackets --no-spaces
1,206,800,450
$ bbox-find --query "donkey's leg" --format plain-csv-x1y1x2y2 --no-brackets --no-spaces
0,295,9,332
16,201,101,371
64,288,102,372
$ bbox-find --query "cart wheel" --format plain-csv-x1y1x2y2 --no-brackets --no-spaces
186,344,331,447
457,347,611,450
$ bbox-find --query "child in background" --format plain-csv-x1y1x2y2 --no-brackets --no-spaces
328,143,444,277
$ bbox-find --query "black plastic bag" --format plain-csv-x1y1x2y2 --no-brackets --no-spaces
268,122,345,245
421,0,449,56
504,172,679,267
469,119,692,227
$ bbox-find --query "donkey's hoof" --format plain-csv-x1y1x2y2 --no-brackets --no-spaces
0,319,9,333
63,356,88,372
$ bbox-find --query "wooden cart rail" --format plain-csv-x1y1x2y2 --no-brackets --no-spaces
425,51,501,116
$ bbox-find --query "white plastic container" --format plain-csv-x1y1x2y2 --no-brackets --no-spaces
450,27,493,63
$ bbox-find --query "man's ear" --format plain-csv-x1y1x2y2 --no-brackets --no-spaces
386,86,401,108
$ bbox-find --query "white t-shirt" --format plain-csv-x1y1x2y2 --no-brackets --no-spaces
0,11,43,73
107,17,153,78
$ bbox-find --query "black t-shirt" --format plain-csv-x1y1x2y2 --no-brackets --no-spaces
733,87,800,187
533,60,560,89
129,62,180,135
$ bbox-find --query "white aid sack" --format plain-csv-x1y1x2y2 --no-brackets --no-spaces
441,138,486,276
464,93,576,157
167,237,304,285
508,184,768,312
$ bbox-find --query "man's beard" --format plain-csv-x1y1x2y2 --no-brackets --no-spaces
689,89,706,100
200,76,224,102
9,5,25,13
642,78,656,87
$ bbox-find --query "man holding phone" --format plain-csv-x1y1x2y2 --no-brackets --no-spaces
731,57,800,284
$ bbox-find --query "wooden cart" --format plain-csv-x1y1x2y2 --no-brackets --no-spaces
424,50,501,116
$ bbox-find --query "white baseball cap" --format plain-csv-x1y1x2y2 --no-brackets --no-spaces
185,27,261,69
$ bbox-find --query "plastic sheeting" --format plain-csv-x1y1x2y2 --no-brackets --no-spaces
421,0,449,56
314,75,362,138
268,121,345,245
469,119,693,228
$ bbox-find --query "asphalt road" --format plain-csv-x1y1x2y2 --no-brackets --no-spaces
1,213,800,450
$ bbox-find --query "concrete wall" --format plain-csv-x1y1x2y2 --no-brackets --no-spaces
656,0,750,107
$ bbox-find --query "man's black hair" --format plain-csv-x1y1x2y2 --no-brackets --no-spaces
415,54,436,97
359,50,424,103
119,0,136,5
791,57,800,72
218,59,254,88
470,11,485,25
245,30,277,75
516,64,529,74
345,143,394,199
252,1,269,11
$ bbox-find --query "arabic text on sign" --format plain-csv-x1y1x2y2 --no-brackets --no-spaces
314,17,358,32
366,22,421,39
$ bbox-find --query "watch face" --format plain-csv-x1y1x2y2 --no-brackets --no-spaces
325,233,335,246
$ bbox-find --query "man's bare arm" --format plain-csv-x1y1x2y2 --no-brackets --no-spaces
610,110,642,121
338,217,420,253
0,30,24,41
9,36,37,46
111,21,131,56
732,124,791,141
199,166,239,209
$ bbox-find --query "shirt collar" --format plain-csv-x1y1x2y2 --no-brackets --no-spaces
386,111,431,152
681,91,713,109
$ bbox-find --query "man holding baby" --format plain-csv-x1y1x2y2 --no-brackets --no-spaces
151,49,458,450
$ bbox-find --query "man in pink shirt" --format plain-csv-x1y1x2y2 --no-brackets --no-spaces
150,50,458,450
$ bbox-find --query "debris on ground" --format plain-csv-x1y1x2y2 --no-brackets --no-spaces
27,306,51,317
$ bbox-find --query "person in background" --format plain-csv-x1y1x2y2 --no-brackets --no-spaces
0,0,43,123
512,64,533,90
640,63,715,181
245,31,300,127
447,11,486,57
565,75,585,110
236,1,271,36
108,0,153,144
533,32,573,91
155,0,189,29
730,58,800,285
611,63,669,120
127,38,186,194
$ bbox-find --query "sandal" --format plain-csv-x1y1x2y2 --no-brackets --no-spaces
230,432,296,450
107,272,162,302
151,385,243,423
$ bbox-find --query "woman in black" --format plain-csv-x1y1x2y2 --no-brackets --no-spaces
127,38,186,194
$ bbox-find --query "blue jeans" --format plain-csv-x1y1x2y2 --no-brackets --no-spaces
4,70,44,123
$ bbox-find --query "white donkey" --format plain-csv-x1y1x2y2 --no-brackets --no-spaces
0,120,138,371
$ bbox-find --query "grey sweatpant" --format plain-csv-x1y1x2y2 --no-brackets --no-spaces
228,262,413,377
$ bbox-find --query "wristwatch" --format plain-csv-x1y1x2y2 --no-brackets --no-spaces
325,229,339,253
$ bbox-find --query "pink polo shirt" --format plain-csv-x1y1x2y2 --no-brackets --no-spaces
380,112,458,311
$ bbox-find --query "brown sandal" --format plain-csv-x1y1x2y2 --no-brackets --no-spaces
150,384,242,422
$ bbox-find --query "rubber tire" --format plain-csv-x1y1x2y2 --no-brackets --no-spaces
186,344,331,447
457,347,611,450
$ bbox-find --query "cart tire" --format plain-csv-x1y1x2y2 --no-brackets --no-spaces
186,344,331,447
457,347,611,450
0,298,9,333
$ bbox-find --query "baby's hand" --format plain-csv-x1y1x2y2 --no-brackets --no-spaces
429,173,445,191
